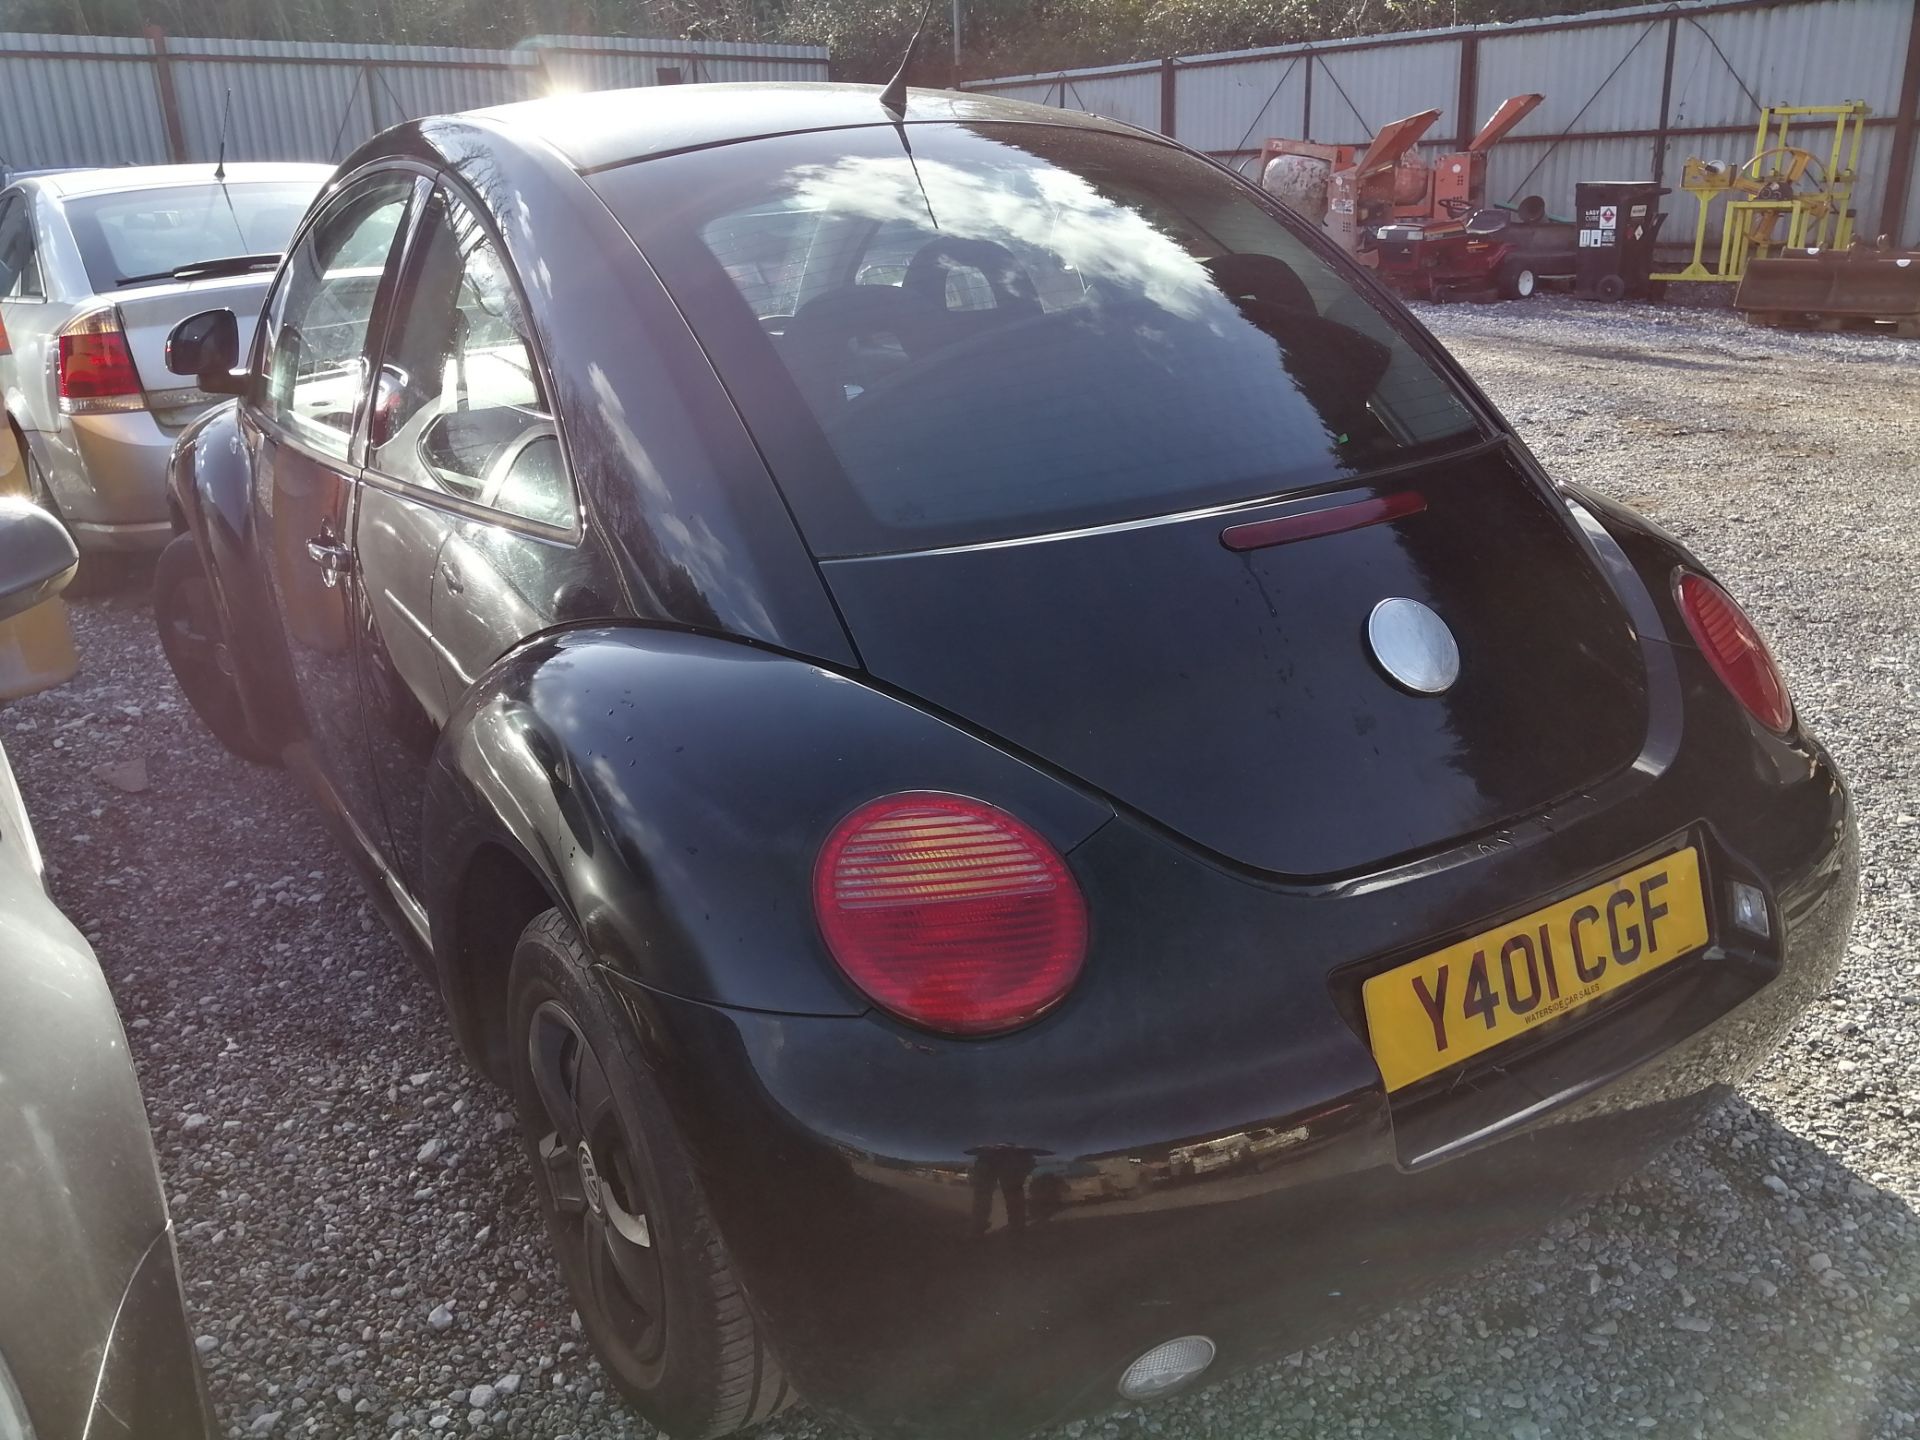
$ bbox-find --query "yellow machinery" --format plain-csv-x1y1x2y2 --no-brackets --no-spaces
1654,101,1867,284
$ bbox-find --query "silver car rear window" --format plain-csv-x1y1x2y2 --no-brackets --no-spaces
64,182,317,291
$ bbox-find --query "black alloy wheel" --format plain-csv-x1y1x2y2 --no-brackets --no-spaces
153,534,277,764
508,909,791,1437
525,997,668,1365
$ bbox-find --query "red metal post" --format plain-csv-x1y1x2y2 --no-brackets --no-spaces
145,26,190,164
1878,0,1920,243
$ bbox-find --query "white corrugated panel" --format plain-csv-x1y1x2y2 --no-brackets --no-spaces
0,30,825,174
523,35,828,92
1666,1,1910,131
1177,55,1310,164
1905,136,1920,248
246,41,539,129
174,55,375,164
962,0,1920,248
0,32,170,168
119,36,539,163
1475,15,1670,139
964,56,1168,88
956,66,1161,131
1048,70,1161,131
1483,135,1655,216
367,59,537,126
974,80,1066,107
1309,40,1460,146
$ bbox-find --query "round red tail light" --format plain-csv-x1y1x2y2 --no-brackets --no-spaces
814,793,1088,1036
1675,572,1793,734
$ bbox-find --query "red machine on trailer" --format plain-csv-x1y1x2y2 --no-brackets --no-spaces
1258,94,1545,259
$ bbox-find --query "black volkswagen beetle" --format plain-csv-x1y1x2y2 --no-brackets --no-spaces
153,83,1856,1439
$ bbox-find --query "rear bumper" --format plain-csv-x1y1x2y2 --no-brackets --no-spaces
628,758,1855,1438
67,517,174,551
29,412,176,547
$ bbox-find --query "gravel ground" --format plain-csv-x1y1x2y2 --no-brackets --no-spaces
3,296,1917,1440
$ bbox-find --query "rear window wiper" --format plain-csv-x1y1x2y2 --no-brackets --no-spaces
114,252,282,287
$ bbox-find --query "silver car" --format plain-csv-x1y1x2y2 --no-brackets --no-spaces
0,425,212,1438
0,163,329,556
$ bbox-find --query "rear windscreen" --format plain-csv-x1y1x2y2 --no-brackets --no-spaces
598,123,1483,556
66,182,319,291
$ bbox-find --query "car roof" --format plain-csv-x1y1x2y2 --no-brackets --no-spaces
27,162,333,199
470,81,1143,175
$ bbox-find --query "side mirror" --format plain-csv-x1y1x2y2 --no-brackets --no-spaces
165,309,244,396
0,499,78,623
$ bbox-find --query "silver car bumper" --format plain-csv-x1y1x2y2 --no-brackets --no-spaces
65,516,175,550
29,411,182,551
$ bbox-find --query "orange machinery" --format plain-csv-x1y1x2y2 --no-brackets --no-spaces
1259,94,1544,258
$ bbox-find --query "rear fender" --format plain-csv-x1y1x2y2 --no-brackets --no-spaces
1559,481,1828,767
1556,479,1778,674
421,626,1111,1031
167,403,302,753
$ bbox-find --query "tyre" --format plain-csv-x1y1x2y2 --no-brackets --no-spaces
509,909,792,1438
153,534,278,765
1595,273,1628,302
1497,260,1537,300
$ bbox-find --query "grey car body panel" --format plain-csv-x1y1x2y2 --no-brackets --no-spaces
0,457,203,1435
0,164,330,548
0,739,177,1440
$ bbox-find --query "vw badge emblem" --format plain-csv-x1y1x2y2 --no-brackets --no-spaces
577,1142,606,1215
1367,598,1459,695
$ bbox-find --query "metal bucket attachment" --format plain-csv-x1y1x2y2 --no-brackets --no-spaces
1735,247,1920,329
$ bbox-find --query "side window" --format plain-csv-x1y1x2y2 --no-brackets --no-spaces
368,186,575,531
0,195,43,301
256,174,412,462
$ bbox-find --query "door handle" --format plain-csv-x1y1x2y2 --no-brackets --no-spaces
440,562,464,596
305,535,355,587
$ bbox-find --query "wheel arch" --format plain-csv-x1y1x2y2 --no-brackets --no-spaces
420,624,1112,1049
5,411,41,493
436,836,564,1085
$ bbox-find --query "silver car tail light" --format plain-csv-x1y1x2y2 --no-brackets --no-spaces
56,307,145,416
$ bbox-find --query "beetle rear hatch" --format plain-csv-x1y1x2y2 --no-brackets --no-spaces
818,440,1648,877
606,117,1651,873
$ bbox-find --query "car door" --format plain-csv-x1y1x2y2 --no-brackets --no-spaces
247,170,419,874
357,181,609,898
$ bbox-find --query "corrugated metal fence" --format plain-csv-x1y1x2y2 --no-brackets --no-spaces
963,0,1920,248
0,30,830,170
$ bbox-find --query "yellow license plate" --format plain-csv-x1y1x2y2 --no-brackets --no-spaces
1363,847,1710,1092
